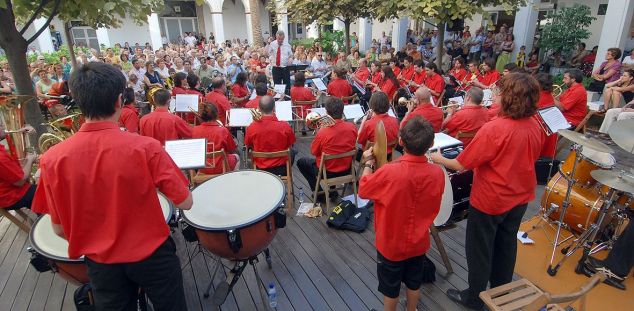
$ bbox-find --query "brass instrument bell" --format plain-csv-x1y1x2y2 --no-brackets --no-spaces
305,111,335,129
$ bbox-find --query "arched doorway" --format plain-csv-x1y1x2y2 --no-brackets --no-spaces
222,0,249,43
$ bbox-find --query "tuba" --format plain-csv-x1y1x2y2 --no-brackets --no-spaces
146,86,163,107
0,95,35,161
305,111,335,129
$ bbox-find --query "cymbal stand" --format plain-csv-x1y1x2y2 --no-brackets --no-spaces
586,205,628,255
547,187,618,276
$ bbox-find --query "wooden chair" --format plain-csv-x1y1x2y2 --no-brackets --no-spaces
292,100,317,133
0,208,32,233
251,149,294,210
455,131,476,140
312,150,358,215
479,273,605,311
189,149,230,187
575,111,605,133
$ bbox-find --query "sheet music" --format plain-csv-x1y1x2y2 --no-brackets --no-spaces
343,104,365,120
249,89,257,100
539,106,571,134
387,108,396,118
175,94,199,112
448,96,464,106
429,133,463,152
482,89,493,107
352,80,366,95
228,108,254,127
164,138,207,169
275,101,293,121
169,98,176,112
273,84,286,99
312,78,327,91
309,107,327,116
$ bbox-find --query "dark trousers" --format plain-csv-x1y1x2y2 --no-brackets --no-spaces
272,66,291,94
604,218,634,277
5,184,36,210
297,157,349,193
85,237,187,311
463,203,528,308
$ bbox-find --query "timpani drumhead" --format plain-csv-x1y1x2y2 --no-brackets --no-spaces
30,192,173,261
184,170,285,230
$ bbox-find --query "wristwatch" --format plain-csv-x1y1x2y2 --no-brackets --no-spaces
364,163,375,170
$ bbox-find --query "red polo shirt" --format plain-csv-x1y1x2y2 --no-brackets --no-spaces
392,66,401,77
354,67,370,83
311,119,357,172
291,86,316,118
359,154,444,261
327,78,353,103
371,73,383,89
192,121,237,174
0,145,30,208
139,107,193,146
245,96,261,109
559,83,587,126
456,116,544,215
32,121,190,263
400,66,415,83
424,73,445,104
487,102,501,121
357,114,399,154
411,71,426,88
119,104,140,133
245,115,296,169
402,104,444,132
443,105,488,146
537,91,558,158
478,70,500,87
449,68,468,85
231,83,249,107
537,90,555,109
204,90,232,125
380,79,398,100
171,86,187,96
464,72,480,91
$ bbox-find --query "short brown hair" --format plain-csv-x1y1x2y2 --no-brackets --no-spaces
201,103,218,121
400,116,434,155
369,92,390,114
498,73,539,119
324,96,344,119
608,47,622,60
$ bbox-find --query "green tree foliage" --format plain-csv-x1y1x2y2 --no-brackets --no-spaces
538,4,595,54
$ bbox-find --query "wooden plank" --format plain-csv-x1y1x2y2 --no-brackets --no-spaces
43,274,68,311
10,258,40,311
0,230,28,299
60,283,77,311
0,223,20,267
26,271,54,311
263,244,314,311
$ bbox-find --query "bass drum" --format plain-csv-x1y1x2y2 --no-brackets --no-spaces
434,146,473,226
28,192,173,285
542,172,604,234
182,170,286,260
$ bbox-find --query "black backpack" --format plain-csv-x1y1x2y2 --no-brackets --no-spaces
326,200,371,233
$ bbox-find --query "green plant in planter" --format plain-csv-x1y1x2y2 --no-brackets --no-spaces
315,30,345,54
539,5,595,58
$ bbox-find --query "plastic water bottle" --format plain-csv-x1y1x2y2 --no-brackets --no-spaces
298,187,305,204
267,282,278,308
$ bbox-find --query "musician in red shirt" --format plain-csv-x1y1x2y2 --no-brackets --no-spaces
297,97,357,200
556,69,587,127
170,72,188,96
183,74,204,124
204,77,232,125
327,68,353,103
32,62,192,310
473,59,500,89
245,82,268,109
423,62,446,104
380,66,400,101
449,57,468,87
442,87,488,146
192,104,239,174
231,72,250,107
119,87,140,133
359,116,443,311
398,56,415,84
358,92,399,155
460,60,481,92
352,59,370,84
139,89,193,146
389,59,401,77
245,96,296,176
402,88,443,132
432,73,544,310
536,73,558,158
0,124,37,211
290,72,317,118
409,60,426,92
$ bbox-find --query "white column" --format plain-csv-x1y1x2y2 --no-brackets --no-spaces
594,0,634,71
96,27,111,48
275,1,289,43
245,12,254,44
358,18,372,53
333,18,345,32
392,17,409,51
147,14,162,51
307,21,319,39
211,12,225,43
511,1,538,61
33,17,55,53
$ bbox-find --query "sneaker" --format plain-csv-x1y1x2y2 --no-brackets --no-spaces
446,288,484,310
585,257,626,290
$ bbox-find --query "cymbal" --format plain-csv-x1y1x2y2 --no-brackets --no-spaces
558,129,613,154
608,119,634,153
590,170,634,194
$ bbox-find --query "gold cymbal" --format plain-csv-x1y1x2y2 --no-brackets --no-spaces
590,170,634,194
557,129,613,154
608,119,634,154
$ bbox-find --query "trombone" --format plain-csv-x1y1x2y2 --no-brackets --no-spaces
552,83,565,98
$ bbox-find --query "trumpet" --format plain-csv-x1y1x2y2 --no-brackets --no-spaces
552,83,565,98
305,111,335,129
249,108,262,121
439,102,462,111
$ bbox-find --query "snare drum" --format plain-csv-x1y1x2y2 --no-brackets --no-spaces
29,192,173,285
560,148,615,187
182,170,286,260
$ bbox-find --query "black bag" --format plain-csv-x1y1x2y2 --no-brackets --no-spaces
587,79,606,93
326,200,371,233
74,284,96,311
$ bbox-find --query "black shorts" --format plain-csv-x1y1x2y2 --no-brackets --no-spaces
377,251,425,298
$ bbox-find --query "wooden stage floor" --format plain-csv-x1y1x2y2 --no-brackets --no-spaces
0,134,552,311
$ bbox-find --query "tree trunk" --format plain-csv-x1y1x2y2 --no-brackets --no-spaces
344,19,352,54
64,22,78,68
249,0,264,47
435,23,445,71
0,6,46,139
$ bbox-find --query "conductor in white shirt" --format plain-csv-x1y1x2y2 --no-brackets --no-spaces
267,31,293,94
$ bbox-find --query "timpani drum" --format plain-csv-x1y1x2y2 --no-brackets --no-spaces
559,148,615,188
28,192,173,285
182,170,286,260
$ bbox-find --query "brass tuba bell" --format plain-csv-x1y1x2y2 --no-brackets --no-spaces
146,86,163,107
0,95,36,161
305,111,336,129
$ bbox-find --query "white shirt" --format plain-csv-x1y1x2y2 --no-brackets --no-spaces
623,56,634,65
184,35,197,46
156,66,170,79
310,59,328,73
128,67,146,79
267,40,293,67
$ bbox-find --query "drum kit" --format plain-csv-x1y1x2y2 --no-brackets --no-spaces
524,122,634,277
